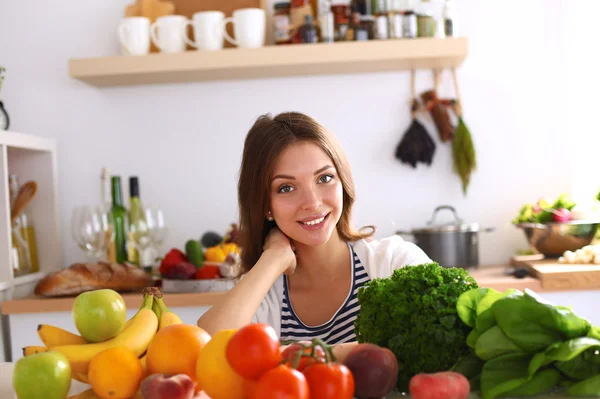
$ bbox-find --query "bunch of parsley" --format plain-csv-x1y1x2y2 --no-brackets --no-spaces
355,263,478,391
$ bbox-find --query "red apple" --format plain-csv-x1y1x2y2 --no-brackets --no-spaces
140,373,195,399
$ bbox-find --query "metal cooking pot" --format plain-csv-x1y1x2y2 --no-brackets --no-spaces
396,205,494,269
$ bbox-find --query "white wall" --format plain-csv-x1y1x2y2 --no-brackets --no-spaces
0,0,594,269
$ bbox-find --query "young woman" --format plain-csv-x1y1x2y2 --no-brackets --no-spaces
197,111,431,356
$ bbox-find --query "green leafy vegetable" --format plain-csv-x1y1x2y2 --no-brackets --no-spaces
567,374,600,396
475,325,523,361
480,352,533,399
492,289,591,353
355,263,478,391
455,287,600,399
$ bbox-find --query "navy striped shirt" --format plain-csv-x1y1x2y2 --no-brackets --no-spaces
280,244,371,345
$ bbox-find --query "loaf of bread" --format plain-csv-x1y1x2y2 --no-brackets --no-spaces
34,262,156,297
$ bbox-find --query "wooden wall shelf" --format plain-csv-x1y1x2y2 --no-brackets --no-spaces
68,37,468,88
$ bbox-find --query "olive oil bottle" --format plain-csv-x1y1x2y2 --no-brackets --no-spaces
108,176,128,264
127,176,145,266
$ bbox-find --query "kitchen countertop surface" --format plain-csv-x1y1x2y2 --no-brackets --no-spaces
0,265,591,316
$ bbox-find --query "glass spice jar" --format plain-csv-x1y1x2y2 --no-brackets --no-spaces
416,0,436,37
331,2,350,41
273,2,292,44
359,15,375,40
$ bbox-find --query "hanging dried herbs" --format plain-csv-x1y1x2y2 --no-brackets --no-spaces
421,70,454,142
395,70,436,168
450,68,476,195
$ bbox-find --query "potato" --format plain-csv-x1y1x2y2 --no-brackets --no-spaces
343,343,398,399
409,371,470,399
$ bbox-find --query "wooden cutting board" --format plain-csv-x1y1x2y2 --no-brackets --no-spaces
524,259,600,290
124,0,176,52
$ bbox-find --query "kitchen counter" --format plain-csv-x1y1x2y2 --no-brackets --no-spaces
0,265,590,315
3,265,600,363
0,265,542,315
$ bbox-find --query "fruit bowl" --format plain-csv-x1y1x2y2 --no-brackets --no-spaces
515,220,600,257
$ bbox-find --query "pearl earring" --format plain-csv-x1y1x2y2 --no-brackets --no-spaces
267,212,274,221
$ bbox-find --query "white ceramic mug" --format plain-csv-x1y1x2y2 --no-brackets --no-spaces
183,11,225,51
118,17,151,56
222,8,266,49
151,15,188,53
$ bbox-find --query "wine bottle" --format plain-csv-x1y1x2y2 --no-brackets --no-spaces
127,176,145,266
109,176,128,264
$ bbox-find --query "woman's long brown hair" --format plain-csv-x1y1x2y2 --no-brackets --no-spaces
237,112,375,274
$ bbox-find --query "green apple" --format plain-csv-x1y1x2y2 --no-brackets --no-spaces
13,351,71,399
72,289,126,342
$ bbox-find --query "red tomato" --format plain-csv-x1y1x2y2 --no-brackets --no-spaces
281,343,326,371
303,362,355,399
251,365,309,399
225,323,281,380
195,265,220,279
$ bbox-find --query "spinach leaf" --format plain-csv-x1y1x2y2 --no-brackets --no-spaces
528,337,600,379
567,374,600,396
502,368,561,397
480,352,532,399
452,350,484,382
457,287,490,328
475,325,523,360
492,290,590,353
467,329,481,349
556,354,600,381
588,325,600,340
474,289,519,333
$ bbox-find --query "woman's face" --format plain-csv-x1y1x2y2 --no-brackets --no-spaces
269,141,343,247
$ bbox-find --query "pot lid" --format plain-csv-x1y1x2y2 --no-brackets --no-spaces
412,205,481,233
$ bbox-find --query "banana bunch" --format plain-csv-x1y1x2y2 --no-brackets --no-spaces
22,287,183,385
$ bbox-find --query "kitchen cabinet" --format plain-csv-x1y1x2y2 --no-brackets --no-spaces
0,130,62,361
69,37,468,88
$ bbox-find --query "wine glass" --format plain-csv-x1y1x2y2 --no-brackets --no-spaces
128,207,152,266
144,205,167,267
72,205,112,261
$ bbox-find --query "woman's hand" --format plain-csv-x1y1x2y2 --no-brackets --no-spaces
263,227,297,276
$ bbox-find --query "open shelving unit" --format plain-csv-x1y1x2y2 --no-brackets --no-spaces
0,131,62,297
68,37,469,88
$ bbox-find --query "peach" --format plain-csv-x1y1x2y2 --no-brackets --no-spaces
140,373,195,399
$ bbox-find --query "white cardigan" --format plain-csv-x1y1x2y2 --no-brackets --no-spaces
251,235,433,336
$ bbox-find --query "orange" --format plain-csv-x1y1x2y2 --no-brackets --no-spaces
146,324,211,381
88,347,143,399
196,329,246,399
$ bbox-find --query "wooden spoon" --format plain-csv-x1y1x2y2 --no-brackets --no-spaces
11,181,37,224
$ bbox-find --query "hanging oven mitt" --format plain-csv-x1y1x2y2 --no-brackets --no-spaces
450,67,477,195
421,69,454,142
395,70,436,168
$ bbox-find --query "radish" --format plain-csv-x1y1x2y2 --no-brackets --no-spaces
409,371,470,399
552,208,571,222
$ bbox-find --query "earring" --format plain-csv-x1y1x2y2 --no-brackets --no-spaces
267,212,274,221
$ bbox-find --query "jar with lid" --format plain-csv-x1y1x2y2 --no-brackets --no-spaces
416,0,436,37
371,0,388,39
359,15,375,40
387,0,402,39
273,2,292,44
331,1,350,41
